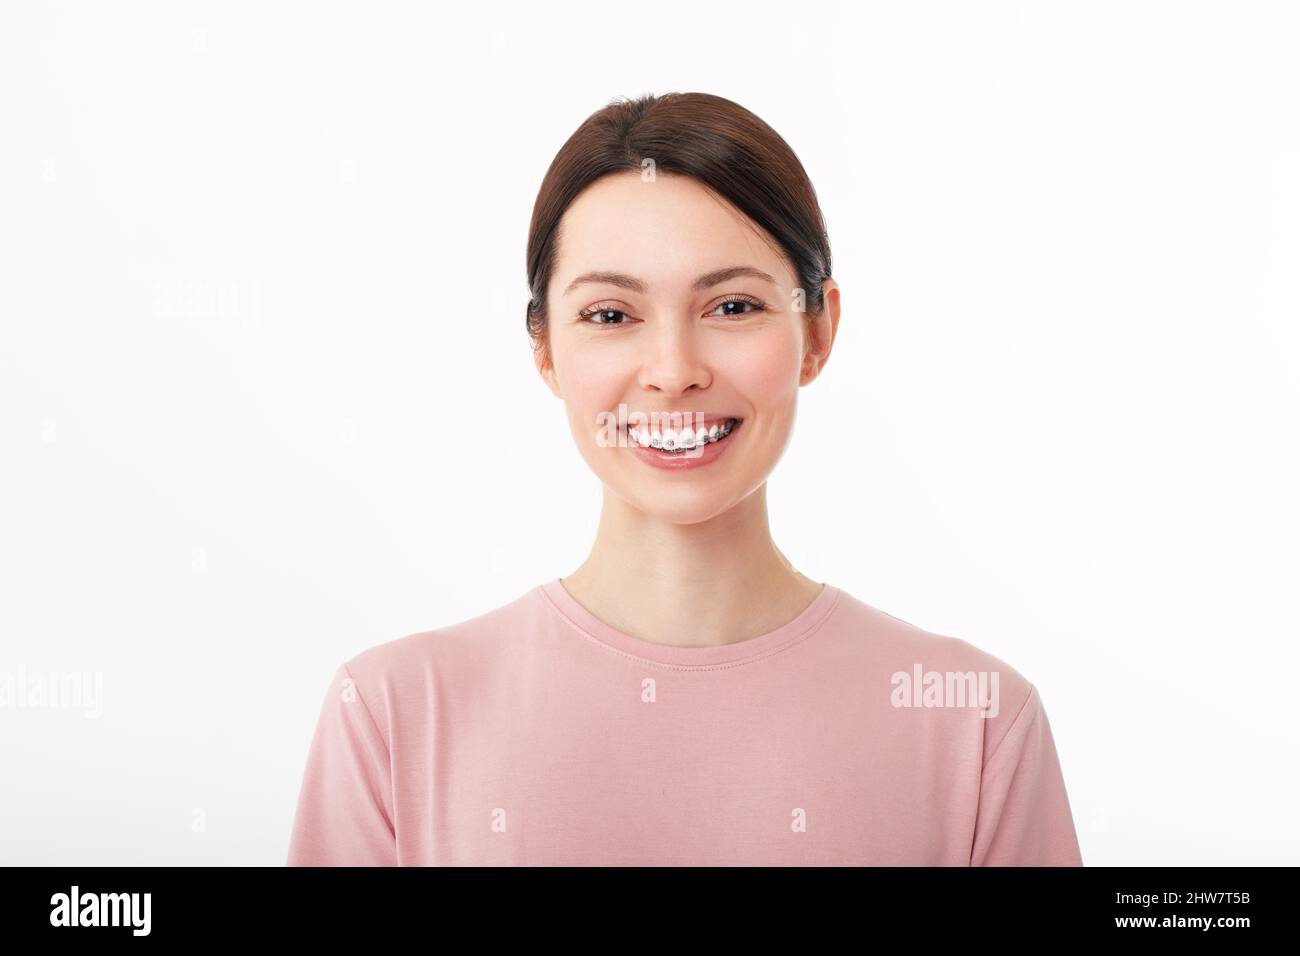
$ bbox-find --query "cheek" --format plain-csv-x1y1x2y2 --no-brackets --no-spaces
721,326,804,401
552,339,629,428
551,322,804,424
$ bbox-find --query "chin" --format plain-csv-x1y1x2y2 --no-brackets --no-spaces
619,484,750,523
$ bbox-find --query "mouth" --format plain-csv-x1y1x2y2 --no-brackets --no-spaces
624,417,743,455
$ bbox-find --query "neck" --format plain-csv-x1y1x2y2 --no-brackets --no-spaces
559,484,823,648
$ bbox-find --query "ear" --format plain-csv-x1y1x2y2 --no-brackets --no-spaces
533,338,563,399
799,278,840,385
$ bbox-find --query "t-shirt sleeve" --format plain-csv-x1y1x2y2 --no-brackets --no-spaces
970,684,1083,866
286,661,399,866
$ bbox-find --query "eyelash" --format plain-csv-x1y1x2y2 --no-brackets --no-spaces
577,294,766,328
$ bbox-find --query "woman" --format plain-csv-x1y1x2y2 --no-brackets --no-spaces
286,92,1083,866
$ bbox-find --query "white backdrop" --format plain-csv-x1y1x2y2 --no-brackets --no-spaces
2,0,1296,865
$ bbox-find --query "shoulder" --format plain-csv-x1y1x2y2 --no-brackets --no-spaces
354,586,540,676
326,585,543,725
830,588,1033,682
829,587,1040,758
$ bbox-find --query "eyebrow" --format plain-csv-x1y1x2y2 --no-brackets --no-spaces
562,265,777,297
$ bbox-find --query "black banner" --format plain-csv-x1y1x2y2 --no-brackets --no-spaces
0,865,1284,942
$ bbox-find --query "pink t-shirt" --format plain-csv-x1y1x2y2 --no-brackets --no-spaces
287,579,1083,866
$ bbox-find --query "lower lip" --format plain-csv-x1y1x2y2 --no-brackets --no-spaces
625,420,743,471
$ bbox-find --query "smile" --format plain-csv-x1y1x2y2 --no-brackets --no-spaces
624,417,741,454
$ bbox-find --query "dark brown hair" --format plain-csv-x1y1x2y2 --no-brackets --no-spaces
525,92,833,360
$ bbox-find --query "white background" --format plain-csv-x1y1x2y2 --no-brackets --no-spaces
2,0,1297,865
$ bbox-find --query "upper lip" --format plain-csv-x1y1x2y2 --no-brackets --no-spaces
622,412,741,429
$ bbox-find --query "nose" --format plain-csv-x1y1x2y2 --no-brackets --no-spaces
636,321,712,396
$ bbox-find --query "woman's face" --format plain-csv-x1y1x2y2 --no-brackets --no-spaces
536,170,838,523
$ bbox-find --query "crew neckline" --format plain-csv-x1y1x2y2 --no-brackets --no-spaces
537,577,842,669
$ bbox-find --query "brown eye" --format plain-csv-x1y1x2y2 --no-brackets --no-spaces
577,305,633,327
708,295,765,317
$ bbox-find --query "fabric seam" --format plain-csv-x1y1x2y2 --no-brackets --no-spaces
340,660,397,837
980,683,1038,773
342,660,391,752
537,585,844,672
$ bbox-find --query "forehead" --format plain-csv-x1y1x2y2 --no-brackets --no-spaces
552,171,791,293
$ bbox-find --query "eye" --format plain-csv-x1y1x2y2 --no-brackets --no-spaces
577,304,633,328
708,295,766,318
577,294,767,328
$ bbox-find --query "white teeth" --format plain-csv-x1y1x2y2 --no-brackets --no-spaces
627,418,738,452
